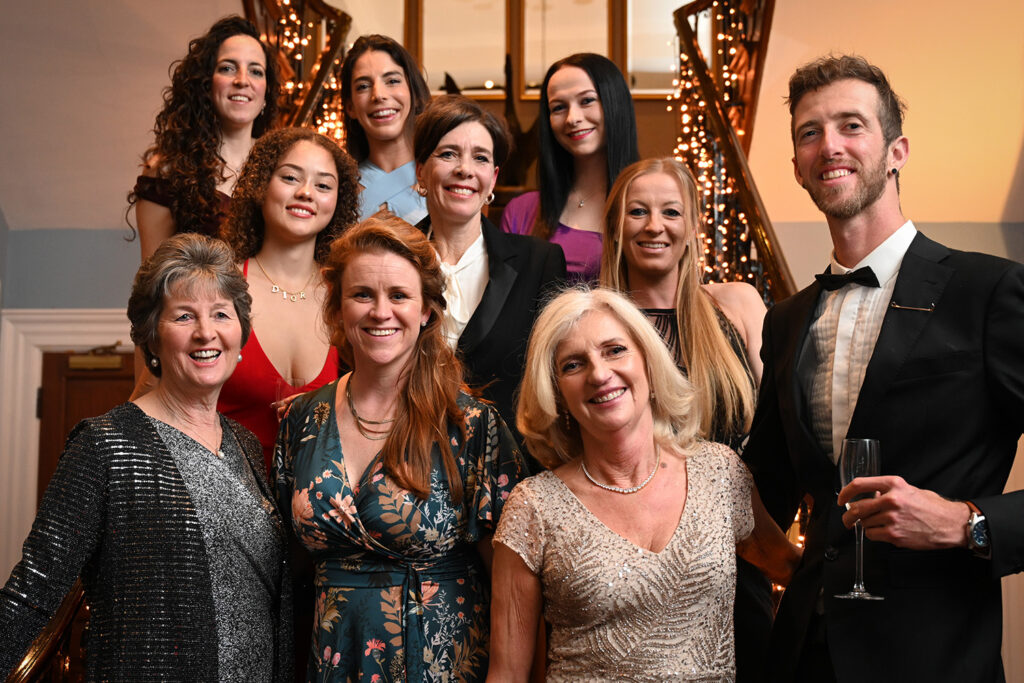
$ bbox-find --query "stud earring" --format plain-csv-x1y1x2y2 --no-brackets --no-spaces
237,353,243,362
891,168,898,176
149,357,159,368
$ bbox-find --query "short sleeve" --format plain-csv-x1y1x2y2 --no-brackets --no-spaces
727,448,755,542
499,192,540,236
133,174,172,207
493,479,545,574
463,400,528,540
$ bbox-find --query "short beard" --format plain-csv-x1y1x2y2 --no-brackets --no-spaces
807,157,888,220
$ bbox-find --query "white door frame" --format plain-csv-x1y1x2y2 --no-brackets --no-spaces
0,308,131,577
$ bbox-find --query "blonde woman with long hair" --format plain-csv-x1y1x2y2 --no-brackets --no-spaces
600,157,770,682
601,157,765,449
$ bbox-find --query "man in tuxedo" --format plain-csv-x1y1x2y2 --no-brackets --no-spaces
744,54,1024,682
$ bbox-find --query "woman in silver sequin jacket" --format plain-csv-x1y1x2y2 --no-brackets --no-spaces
0,234,291,682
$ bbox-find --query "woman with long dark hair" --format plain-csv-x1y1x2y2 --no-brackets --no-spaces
128,15,280,259
500,53,638,283
340,34,431,224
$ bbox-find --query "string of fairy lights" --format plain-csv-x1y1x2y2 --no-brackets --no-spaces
669,1,774,304
272,0,347,141
266,1,777,302
670,2,804,582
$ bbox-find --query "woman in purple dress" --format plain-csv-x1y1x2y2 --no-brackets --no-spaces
500,53,638,282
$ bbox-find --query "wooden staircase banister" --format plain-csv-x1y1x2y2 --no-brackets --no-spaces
673,0,795,301
6,581,87,683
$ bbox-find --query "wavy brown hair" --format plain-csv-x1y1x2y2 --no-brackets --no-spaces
127,16,280,238
601,158,754,441
222,127,360,263
321,213,468,501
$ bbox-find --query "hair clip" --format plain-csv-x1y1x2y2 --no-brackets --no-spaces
889,301,934,312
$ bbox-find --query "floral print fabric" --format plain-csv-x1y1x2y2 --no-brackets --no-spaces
275,381,525,682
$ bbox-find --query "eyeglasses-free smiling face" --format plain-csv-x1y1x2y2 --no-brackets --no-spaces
415,121,499,227
555,310,652,439
210,34,267,131
621,171,690,285
347,50,413,146
546,65,606,159
262,140,339,244
792,78,899,221
340,249,430,374
155,282,243,398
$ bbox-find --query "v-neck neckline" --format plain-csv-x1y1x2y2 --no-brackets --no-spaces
547,459,691,556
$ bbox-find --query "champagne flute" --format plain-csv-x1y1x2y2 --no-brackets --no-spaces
835,438,884,600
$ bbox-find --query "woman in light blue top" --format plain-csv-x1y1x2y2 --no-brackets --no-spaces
340,35,431,224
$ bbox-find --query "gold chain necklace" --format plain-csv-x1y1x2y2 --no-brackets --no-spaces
253,256,318,302
345,379,394,441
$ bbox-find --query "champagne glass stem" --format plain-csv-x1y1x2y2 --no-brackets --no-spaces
853,521,866,592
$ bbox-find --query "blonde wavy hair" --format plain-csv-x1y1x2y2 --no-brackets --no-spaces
600,157,754,441
517,286,699,469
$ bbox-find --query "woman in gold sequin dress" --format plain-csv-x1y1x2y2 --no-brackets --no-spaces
488,288,799,682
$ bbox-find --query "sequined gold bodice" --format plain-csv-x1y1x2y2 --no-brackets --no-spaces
494,441,753,682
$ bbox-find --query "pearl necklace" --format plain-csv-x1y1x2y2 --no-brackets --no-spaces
345,379,394,441
581,445,661,494
254,256,318,303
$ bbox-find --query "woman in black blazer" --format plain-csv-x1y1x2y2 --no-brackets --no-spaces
412,95,565,466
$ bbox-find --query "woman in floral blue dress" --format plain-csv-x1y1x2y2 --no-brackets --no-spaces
274,213,526,682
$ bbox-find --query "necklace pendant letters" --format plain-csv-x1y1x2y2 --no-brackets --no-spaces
270,285,280,293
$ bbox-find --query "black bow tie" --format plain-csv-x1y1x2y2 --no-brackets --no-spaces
815,266,880,291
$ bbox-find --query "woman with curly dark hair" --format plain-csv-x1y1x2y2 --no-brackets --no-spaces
339,34,431,224
219,127,360,471
128,15,280,260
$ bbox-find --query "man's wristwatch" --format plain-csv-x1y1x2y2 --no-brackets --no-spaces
965,501,991,559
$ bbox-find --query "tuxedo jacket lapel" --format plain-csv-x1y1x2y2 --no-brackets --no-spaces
847,233,952,438
458,217,520,355
774,283,831,471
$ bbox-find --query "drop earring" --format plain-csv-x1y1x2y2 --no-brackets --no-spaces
149,357,159,368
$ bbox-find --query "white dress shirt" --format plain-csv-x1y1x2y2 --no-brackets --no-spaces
436,231,489,349
800,220,918,462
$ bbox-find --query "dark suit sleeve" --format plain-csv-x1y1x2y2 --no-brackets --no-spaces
540,240,567,297
973,263,1024,577
743,307,804,531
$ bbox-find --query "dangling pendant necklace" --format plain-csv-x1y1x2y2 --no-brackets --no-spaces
254,256,318,302
346,379,395,441
581,445,661,494
572,187,602,209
